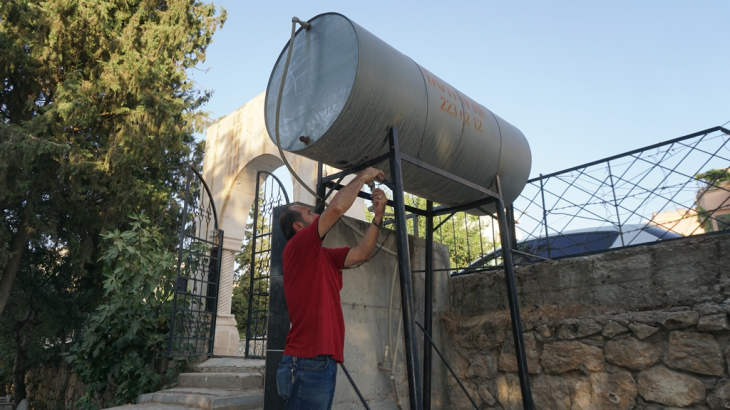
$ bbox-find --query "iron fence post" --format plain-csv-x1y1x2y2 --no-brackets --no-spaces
245,172,262,358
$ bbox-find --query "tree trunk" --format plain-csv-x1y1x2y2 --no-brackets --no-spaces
13,309,37,403
0,210,34,316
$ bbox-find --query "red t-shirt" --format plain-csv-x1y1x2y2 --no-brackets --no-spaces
282,216,350,363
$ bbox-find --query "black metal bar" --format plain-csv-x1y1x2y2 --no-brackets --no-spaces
316,162,326,214
496,198,534,410
324,176,345,201
414,321,479,410
399,152,500,198
388,126,423,410
508,205,518,249
527,126,729,182
423,201,434,410
209,229,223,355
320,152,392,183
323,181,429,216
245,172,262,358
189,165,220,231
432,197,497,216
434,213,455,231
339,363,372,410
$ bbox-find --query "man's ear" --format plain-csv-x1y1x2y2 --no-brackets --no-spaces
292,221,304,232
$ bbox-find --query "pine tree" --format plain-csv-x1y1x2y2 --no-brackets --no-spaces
0,0,225,403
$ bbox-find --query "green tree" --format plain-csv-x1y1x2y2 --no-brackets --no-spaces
366,192,498,269
0,0,224,404
65,214,187,409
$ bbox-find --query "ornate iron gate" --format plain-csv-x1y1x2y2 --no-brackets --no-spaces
167,166,223,357
241,171,289,358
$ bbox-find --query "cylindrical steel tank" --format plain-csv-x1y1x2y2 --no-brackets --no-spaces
265,13,531,213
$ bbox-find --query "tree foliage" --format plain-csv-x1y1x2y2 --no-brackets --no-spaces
0,0,225,405
65,214,186,409
366,192,498,269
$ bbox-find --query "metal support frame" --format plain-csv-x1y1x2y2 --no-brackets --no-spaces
316,126,534,409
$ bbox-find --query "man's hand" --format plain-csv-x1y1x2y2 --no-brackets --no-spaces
318,167,385,239
371,188,387,224
358,167,384,185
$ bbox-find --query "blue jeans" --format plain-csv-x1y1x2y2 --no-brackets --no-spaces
276,355,338,410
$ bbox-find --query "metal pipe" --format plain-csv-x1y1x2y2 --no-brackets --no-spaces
423,201,434,410
340,363,372,410
388,126,423,410
415,321,479,410
315,162,326,214
495,198,535,410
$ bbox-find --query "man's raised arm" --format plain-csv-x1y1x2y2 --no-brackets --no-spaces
317,167,384,239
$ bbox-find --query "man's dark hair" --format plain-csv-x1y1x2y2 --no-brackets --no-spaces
279,204,305,240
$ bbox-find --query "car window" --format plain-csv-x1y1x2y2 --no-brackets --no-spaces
641,226,682,239
534,234,584,258
582,232,619,252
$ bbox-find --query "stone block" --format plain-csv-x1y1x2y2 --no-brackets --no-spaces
659,310,700,329
531,375,586,410
496,374,523,410
637,366,705,407
589,371,638,410
603,320,629,338
605,337,661,370
466,352,498,379
707,378,730,410
541,341,604,374
629,323,659,340
536,324,551,338
665,331,724,376
478,383,498,406
557,318,603,340
698,313,730,331
499,333,541,374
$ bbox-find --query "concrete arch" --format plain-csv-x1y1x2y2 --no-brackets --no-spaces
202,92,363,355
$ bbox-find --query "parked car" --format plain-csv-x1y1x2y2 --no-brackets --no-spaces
458,224,682,274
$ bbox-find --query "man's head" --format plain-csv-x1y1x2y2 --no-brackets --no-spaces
279,204,318,240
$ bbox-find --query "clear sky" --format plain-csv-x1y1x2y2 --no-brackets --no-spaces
193,0,729,179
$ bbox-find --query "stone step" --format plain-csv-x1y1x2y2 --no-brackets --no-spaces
190,358,265,374
177,372,263,390
138,387,263,410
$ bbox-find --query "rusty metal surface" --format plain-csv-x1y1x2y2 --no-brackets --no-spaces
265,13,531,212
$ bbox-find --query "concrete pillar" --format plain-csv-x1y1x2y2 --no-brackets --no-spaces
213,236,242,356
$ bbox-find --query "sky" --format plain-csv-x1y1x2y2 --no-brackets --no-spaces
192,0,730,181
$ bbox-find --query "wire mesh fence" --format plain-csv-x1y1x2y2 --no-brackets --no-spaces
455,126,730,274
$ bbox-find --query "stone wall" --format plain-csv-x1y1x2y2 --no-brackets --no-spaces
444,233,730,409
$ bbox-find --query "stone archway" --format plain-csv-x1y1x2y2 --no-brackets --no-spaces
202,92,364,355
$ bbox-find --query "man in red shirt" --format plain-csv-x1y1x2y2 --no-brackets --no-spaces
276,167,386,410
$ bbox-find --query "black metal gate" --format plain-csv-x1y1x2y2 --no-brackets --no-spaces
167,166,223,357
242,171,289,358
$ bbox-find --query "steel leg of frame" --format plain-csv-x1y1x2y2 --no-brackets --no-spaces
388,126,423,410
496,200,535,410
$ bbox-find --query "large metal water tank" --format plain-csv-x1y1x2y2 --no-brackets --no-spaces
265,13,531,214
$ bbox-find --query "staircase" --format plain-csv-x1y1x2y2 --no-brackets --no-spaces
107,358,266,410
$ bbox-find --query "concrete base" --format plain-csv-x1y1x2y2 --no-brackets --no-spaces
213,315,240,356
